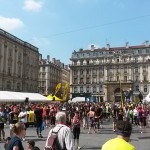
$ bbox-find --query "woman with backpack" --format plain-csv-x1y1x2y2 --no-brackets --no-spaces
71,111,81,150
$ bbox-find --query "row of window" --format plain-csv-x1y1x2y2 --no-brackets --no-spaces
74,65,148,74
135,85,148,93
72,48,150,58
73,57,150,66
6,81,37,91
73,75,148,83
73,84,148,93
74,85,103,93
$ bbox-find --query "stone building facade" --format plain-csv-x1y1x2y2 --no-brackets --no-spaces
70,42,150,102
62,65,70,99
38,55,70,97
0,28,39,92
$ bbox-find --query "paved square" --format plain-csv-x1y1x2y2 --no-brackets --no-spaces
1,121,150,150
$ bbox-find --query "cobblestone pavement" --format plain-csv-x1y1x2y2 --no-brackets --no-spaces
0,120,150,150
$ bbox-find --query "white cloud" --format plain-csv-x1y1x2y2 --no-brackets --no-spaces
31,37,51,47
23,0,43,12
0,16,23,31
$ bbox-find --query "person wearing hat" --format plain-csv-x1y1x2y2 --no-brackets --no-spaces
102,120,135,150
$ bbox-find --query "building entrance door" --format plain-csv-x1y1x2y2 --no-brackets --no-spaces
114,88,121,102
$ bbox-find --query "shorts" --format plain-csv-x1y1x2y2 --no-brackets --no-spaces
0,123,4,129
73,127,80,139
89,117,94,127
24,122,29,128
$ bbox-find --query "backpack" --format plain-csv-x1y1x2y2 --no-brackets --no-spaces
45,126,63,150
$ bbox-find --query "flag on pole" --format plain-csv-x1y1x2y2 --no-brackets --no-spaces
54,83,61,96
62,83,69,101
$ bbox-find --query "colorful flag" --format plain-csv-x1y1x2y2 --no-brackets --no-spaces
62,83,69,101
54,83,61,96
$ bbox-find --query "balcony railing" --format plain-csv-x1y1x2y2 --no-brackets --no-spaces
70,60,150,66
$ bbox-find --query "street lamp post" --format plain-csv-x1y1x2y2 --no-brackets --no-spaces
119,73,124,108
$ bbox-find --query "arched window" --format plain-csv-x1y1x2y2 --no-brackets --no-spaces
99,84,103,92
144,85,147,93
7,81,11,90
135,85,139,91
93,85,96,93
86,86,90,93
17,83,21,91
80,86,83,93
74,87,78,93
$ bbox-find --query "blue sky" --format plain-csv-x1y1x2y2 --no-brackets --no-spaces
0,0,150,65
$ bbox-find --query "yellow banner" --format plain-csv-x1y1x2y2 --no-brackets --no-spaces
63,83,69,100
54,83,61,96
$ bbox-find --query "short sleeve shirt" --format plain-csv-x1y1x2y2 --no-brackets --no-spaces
102,138,135,150
9,112,19,124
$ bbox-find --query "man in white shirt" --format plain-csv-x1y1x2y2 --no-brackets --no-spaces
19,106,28,122
18,106,28,141
45,111,74,150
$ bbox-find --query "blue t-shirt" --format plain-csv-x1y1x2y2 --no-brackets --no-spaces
6,135,24,150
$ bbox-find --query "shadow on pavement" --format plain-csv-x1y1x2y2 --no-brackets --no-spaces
81,145,101,149
138,136,150,139
130,138,139,141
25,138,47,142
26,135,37,137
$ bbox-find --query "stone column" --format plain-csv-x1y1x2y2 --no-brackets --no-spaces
104,66,107,81
70,69,73,94
139,65,142,82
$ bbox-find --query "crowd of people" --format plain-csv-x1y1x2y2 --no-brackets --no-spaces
0,101,149,150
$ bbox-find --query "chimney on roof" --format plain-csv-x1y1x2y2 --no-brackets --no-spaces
106,44,110,50
39,54,42,61
65,65,68,69
144,40,149,47
125,42,129,48
47,55,50,62
79,48,83,51
52,58,56,64
91,44,95,51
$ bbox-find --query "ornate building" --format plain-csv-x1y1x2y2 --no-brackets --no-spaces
0,28,39,92
70,42,150,102
62,65,70,99
38,55,70,97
